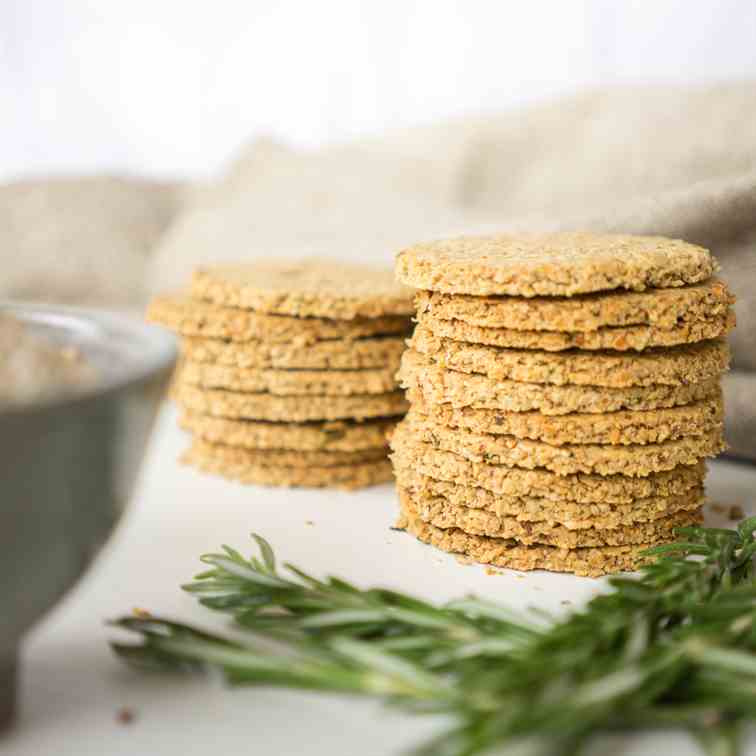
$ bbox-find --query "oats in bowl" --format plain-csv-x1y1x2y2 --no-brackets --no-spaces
0,313,97,407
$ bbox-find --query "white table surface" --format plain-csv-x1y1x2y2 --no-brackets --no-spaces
5,406,756,756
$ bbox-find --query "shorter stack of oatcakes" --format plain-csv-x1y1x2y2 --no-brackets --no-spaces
392,233,735,576
148,259,413,489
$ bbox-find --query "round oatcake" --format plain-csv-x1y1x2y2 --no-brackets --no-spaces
191,259,414,319
414,278,734,332
416,309,735,352
183,440,393,490
181,334,406,371
179,361,399,396
407,391,724,446
396,232,715,297
185,438,387,468
175,383,408,423
180,411,399,452
147,294,410,344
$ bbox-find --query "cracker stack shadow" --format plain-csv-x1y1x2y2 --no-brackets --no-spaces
392,232,735,576
148,259,414,490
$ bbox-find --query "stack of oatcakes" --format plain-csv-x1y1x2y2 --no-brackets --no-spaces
391,233,735,576
148,260,413,490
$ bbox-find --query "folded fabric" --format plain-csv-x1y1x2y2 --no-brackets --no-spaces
0,177,181,307
723,371,756,462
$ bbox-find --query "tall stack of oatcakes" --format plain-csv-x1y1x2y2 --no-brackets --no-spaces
148,260,413,490
392,233,735,576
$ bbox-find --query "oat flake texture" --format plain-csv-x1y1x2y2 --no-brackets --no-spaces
192,259,414,319
396,232,714,297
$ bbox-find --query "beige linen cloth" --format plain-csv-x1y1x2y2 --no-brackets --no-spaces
0,177,180,308
2,83,755,457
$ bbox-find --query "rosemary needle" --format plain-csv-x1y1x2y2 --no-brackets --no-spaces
112,516,756,756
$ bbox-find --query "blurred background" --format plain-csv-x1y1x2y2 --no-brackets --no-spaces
3,1,756,178
1,0,755,456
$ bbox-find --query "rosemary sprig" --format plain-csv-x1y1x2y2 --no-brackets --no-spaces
112,517,756,755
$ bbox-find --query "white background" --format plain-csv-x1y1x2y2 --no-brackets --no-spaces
2,0,756,180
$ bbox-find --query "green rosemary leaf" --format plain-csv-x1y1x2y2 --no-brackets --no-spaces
642,542,713,557
299,609,398,628
446,597,546,634
197,555,290,588
112,522,756,756
283,562,325,588
221,544,247,564
737,516,756,537
250,533,276,573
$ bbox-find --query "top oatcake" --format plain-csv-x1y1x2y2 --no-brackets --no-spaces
192,259,414,319
396,232,715,297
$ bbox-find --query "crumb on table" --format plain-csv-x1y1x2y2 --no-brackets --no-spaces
729,505,745,521
116,708,135,725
